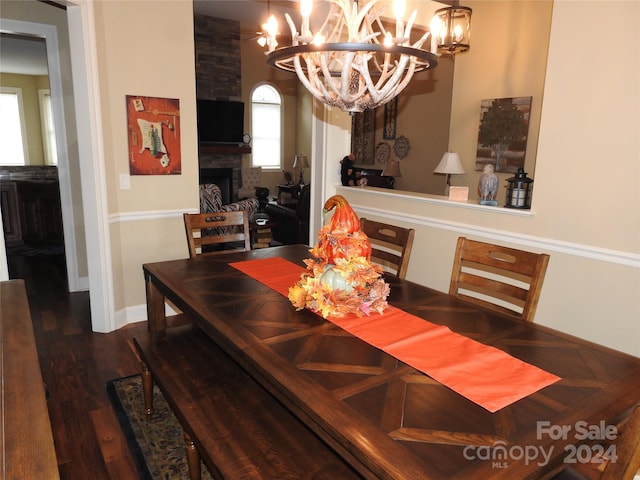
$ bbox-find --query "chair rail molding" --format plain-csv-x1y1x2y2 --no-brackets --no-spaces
108,208,199,224
352,203,640,269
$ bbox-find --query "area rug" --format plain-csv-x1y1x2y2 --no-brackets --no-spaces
106,375,213,480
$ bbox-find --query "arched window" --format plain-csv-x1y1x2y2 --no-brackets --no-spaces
251,84,281,169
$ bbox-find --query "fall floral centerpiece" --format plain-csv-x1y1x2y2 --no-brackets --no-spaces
288,195,390,318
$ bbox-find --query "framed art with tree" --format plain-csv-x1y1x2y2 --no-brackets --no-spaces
475,96,531,173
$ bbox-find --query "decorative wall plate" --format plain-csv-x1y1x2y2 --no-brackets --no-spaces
375,142,391,163
393,135,411,159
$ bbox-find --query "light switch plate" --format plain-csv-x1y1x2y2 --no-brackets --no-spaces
120,173,131,190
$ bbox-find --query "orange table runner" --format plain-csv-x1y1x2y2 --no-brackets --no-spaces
231,257,560,412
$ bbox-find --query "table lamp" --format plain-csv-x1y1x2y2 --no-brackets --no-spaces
382,158,402,177
434,152,465,195
293,154,309,185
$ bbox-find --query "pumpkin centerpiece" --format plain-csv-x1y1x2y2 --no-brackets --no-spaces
288,195,389,318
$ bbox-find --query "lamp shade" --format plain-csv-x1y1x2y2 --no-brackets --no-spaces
293,155,309,169
382,159,402,177
434,152,466,175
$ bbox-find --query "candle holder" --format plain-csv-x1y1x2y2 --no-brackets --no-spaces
505,167,533,209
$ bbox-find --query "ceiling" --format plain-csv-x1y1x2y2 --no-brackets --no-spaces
0,33,49,76
193,0,301,25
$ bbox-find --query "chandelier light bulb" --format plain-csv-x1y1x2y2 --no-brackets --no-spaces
300,0,312,18
300,0,312,39
453,25,463,43
265,14,278,37
384,32,393,47
393,0,406,19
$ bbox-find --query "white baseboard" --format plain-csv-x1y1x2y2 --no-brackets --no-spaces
115,301,180,329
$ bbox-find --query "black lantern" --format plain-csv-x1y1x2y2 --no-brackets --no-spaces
505,167,533,209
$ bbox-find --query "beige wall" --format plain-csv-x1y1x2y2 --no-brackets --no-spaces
449,0,553,204
370,57,454,194
92,0,198,314
336,0,640,356
350,1,552,197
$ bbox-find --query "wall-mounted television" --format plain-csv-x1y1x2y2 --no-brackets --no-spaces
196,99,244,145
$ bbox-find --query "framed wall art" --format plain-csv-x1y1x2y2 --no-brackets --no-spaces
383,98,397,140
350,109,375,164
475,96,532,173
126,95,181,175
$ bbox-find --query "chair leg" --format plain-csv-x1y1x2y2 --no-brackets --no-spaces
140,361,154,419
184,430,201,480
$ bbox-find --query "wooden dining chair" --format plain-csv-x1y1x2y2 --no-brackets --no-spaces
551,404,640,480
601,404,640,480
183,211,250,258
449,237,550,322
360,218,415,279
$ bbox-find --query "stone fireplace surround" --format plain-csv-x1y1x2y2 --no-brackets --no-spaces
198,153,242,205
195,15,247,207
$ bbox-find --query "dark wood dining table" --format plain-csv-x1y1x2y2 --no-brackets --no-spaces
143,245,640,480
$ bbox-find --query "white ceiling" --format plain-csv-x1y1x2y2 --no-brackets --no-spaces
0,33,49,76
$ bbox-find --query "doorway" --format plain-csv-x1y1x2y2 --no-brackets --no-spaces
0,14,83,291
0,32,68,285
1,1,116,333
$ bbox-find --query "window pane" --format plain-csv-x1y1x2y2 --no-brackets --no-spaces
0,90,27,165
251,85,281,169
39,90,58,165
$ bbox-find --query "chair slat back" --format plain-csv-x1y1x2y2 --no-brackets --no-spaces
360,218,415,279
601,405,640,480
449,237,549,322
553,404,640,480
183,211,250,257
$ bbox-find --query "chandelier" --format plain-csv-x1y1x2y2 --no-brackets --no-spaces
264,0,439,113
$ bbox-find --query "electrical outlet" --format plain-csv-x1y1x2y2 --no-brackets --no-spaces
119,173,131,190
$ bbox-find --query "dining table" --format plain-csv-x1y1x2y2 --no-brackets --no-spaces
143,244,640,480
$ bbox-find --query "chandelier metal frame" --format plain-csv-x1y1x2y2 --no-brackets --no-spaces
265,0,439,112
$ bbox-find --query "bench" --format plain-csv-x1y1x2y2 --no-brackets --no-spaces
1,280,59,479
133,324,362,480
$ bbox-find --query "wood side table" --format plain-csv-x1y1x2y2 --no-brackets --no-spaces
249,218,279,249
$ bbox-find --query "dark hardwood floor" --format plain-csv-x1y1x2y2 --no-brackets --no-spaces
8,250,145,479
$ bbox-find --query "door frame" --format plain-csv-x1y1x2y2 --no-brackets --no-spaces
0,18,80,289
1,1,115,333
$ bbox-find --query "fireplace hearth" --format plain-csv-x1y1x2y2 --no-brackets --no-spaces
199,168,235,204
198,150,243,205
